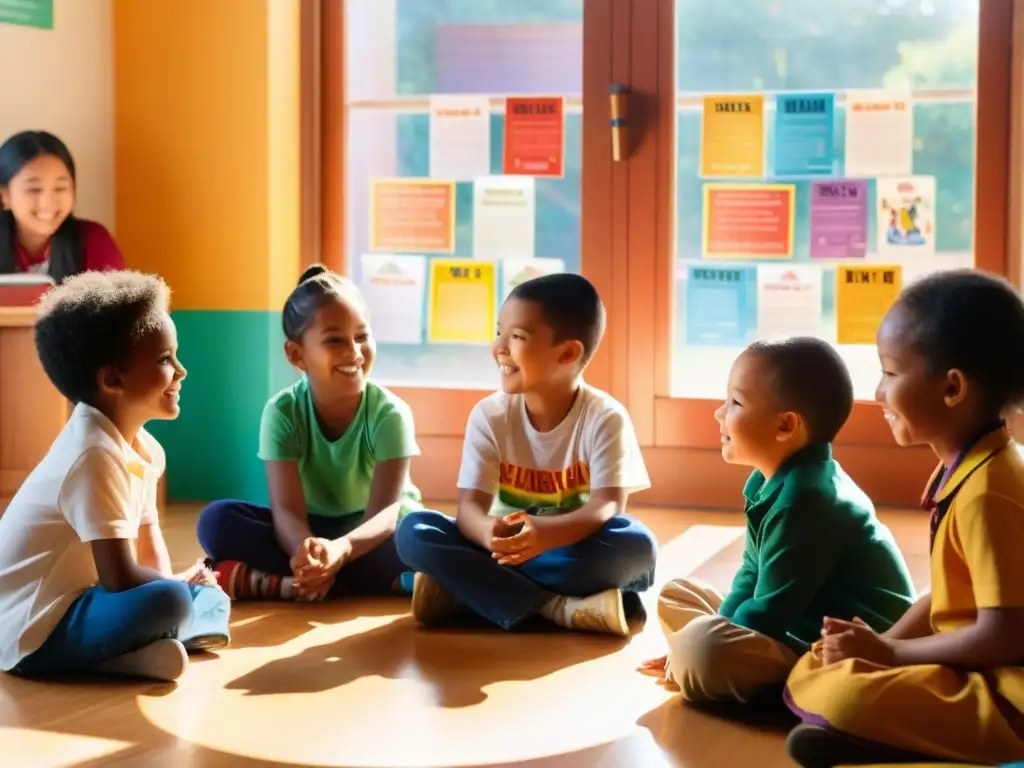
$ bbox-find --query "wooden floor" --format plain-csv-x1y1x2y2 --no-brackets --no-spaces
0,504,933,768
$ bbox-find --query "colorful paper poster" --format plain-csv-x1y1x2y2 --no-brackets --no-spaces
473,176,536,261
809,180,868,260
358,254,427,345
877,176,936,258
756,265,824,340
703,183,796,259
701,95,765,178
844,90,914,177
428,95,492,181
772,93,835,177
500,258,566,300
685,265,758,346
428,259,497,344
835,265,903,345
503,97,565,177
369,179,456,254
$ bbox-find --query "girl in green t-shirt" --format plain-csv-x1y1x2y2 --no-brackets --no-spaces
197,265,421,601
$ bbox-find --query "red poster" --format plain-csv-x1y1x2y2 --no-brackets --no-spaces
503,97,565,177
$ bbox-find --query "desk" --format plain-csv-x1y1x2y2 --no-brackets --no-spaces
0,307,69,512
0,307,167,516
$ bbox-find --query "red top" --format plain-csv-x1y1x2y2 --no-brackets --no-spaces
14,219,125,273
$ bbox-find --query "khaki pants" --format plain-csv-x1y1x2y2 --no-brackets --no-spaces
658,577,799,704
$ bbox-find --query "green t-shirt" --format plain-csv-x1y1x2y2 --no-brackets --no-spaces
717,443,916,653
258,377,422,519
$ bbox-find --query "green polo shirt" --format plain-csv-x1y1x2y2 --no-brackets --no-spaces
718,443,915,653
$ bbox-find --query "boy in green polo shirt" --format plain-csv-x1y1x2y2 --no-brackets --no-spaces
638,337,915,705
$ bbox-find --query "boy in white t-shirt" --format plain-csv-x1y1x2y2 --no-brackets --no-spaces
0,271,230,683
395,274,657,636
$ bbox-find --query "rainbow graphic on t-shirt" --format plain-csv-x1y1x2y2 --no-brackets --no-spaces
496,460,590,515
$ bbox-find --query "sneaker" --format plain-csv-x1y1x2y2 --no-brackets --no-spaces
540,588,629,637
93,638,188,682
411,573,462,624
215,560,295,600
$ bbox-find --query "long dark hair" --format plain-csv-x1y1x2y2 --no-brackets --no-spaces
0,131,84,282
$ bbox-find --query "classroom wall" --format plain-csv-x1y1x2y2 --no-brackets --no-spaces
0,0,114,226
113,0,301,504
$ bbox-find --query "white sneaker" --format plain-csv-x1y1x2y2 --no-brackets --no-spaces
540,589,630,637
93,638,188,682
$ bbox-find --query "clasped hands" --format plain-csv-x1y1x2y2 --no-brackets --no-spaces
489,511,555,567
812,616,895,667
289,536,353,601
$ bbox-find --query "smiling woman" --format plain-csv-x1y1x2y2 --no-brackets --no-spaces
0,131,124,283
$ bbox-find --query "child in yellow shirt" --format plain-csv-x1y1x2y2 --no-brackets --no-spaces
785,270,1024,767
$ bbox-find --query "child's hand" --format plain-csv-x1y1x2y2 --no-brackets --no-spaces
491,512,552,566
636,655,679,691
821,616,895,667
176,558,219,587
290,537,350,599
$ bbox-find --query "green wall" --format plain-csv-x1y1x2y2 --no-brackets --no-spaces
149,310,296,505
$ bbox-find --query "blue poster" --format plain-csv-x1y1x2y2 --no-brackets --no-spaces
685,265,757,346
772,93,835,177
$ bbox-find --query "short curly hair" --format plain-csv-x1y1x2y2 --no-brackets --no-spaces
35,271,171,404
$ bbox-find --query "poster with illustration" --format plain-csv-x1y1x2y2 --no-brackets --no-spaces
876,176,936,258
500,258,565,300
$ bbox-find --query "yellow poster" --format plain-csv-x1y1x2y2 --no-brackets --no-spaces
701,95,765,178
428,259,497,344
835,265,903,345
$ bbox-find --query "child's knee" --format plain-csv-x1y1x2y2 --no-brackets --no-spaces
139,580,194,632
195,500,234,552
394,510,452,569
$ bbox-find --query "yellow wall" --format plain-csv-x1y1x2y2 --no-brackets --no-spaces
112,0,300,312
0,0,114,228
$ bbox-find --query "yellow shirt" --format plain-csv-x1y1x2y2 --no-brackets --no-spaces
929,429,1024,637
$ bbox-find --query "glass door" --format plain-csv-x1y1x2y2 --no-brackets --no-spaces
333,1,621,499
634,0,1013,508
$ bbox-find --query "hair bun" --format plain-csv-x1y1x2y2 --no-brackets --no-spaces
298,264,328,285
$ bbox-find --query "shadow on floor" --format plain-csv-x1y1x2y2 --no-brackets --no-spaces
638,692,796,767
225,614,628,708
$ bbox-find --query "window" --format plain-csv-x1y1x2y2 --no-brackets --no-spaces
344,0,585,389
671,0,980,400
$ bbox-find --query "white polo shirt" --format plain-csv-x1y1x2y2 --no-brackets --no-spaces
0,403,163,671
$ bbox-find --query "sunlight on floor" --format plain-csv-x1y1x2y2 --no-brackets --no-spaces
0,726,132,766
130,523,747,767
4,507,934,767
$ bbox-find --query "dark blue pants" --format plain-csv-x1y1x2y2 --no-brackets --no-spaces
14,580,229,677
196,499,407,595
394,510,658,630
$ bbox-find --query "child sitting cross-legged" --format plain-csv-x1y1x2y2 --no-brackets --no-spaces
396,273,658,637
197,265,420,601
786,271,1024,767
0,271,230,683
639,337,915,704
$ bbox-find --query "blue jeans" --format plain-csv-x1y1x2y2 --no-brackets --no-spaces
14,580,230,677
197,500,407,595
394,510,658,630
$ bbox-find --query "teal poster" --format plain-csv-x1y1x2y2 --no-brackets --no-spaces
772,93,835,177
685,265,757,346
0,0,52,29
